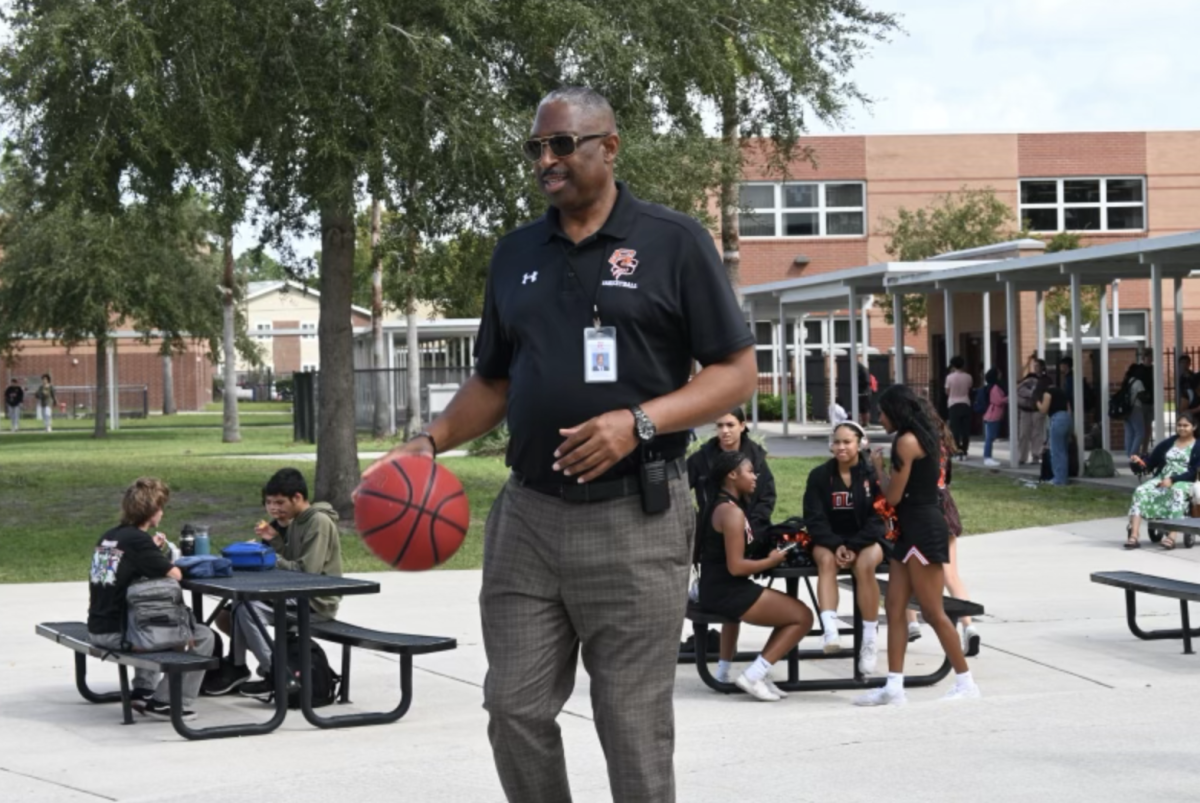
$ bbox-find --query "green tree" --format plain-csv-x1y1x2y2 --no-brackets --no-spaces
1040,232,1093,332
878,186,1019,332
236,250,289,283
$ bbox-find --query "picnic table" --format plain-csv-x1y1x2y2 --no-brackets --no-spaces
181,569,380,740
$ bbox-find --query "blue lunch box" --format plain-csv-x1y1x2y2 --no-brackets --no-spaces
221,541,277,571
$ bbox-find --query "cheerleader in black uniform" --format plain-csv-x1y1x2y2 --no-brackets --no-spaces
697,450,814,702
855,384,980,705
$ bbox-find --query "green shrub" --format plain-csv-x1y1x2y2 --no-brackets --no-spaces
467,425,510,457
755,393,814,421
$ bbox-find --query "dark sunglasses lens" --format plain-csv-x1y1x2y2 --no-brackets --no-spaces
547,135,578,158
522,140,543,160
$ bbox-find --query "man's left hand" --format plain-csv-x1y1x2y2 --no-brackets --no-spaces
553,409,639,483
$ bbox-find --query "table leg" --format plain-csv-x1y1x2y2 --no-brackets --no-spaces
167,600,291,741
851,574,863,683
786,576,800,683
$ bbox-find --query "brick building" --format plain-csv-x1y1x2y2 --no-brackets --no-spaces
739,130,1200,375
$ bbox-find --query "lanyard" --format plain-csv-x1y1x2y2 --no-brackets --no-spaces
559,241,607,328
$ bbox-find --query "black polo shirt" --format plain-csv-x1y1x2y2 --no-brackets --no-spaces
475,182,754,485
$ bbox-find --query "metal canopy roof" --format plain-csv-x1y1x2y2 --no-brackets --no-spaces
884,229,1200,293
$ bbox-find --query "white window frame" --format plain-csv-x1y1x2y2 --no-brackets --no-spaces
739,181,867,239
1018,176,1146,234
1050,309,1146,347
254,323,272,342
300,322,317,340
301,363,318,373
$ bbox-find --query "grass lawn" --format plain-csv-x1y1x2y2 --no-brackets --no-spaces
31,411,293,430
203,401,293,413
1,425,1131,583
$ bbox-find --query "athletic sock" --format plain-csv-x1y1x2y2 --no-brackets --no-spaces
885,672,905,694
862,620,878,642
716,659,733,679
820,610,840,636
955,670,975,688
744,655,773,683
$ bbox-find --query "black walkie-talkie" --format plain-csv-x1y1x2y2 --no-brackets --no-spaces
639,446,671,515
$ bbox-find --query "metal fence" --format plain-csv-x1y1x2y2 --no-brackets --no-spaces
9,384,150,420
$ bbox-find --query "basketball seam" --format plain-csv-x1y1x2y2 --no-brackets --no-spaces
427,489,467,565
392,458,439,568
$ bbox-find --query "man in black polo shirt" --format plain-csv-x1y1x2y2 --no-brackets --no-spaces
375,87,756,802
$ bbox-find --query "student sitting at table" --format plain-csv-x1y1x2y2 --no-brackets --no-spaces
695,450,813,702
87,477,216,722
802,422,885,674
203,468,343,700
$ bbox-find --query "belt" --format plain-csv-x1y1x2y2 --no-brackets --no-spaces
513,457,684,504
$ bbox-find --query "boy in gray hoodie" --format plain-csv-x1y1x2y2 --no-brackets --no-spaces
203,468,343,698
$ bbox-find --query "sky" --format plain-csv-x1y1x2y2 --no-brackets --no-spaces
809,0,1200,135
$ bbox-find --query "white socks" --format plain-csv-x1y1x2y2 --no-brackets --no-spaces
820,610,840,636
744,655,773,683
716,660,733,681
862,620,878,642
955,670,975,688
885,672,905,694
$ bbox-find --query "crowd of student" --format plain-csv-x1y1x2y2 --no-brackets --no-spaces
687,385,981,704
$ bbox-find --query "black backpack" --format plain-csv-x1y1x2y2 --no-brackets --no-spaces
272,639,340,709
1110,378,1133,419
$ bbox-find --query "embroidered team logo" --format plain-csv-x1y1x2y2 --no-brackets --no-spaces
608,249,639,279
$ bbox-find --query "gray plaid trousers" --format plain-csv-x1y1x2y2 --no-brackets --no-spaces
481,475,694,803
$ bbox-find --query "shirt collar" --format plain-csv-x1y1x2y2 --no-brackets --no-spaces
544,181,637,245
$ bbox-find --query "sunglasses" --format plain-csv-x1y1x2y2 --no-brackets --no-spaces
522,132,610,162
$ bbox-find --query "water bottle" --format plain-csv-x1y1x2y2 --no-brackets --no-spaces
180,525,196,557
194,525,211,556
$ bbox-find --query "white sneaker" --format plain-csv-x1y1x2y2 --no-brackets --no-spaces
942,682,982,701
963,625,981,657
858,639,878,674
984,458,1000,467
907,622,922,642
763,678,788,699
735,673,781,702
823,628,842,654
853,685,906,707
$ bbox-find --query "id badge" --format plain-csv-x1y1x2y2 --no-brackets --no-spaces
584,326,617,383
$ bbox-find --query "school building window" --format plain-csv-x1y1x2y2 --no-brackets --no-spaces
254,323,272,341
754,317,865,372
1050,310,1146,348
1019,177,1146,233
739,181,866,238
301,322,317,340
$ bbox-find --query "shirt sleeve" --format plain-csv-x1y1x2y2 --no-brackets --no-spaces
473,252,513,380
125,532,174,578
679,224,755,366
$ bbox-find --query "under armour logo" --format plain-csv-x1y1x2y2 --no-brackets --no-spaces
522,272,538,285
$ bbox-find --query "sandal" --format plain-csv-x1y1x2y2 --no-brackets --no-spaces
1124,523,1141,549
1162,534,1177,551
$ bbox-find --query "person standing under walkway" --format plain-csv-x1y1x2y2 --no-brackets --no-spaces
1016,357,1050,464
1039,379,1073,485
1119,362,1148,458
5,378,23,432
372,87,756,803
944,356,973,460
981,368,1008,468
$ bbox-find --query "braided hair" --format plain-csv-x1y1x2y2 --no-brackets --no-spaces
877,384,942,471
706,449,751,504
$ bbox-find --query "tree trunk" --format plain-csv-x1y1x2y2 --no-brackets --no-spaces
222,233,241,443
406,287,421,439
369,198,391,438
719,84,742,299
93,334,108,439
162,351,176,416
314,193,360,517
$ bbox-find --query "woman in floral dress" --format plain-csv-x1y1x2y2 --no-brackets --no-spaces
1126,413,1200,550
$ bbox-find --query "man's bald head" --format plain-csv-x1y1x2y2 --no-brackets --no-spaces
537,87,617,134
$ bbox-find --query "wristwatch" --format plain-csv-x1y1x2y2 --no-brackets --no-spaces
411,430,438,457
630,405,657,443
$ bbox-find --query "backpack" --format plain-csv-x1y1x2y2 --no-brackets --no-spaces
1016,376,1040,411
1109,379,1133,419
272,639,340,709
1084,448,1116,478
1039,435,1080,481
972,385,991,415
124,578,195,652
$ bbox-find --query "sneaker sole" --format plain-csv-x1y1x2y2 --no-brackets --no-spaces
823,641,842,654
907,631,922,643
203,676,251,696
141,707,197,722
734,676,780,702
853,694,906,707
965,633,981,657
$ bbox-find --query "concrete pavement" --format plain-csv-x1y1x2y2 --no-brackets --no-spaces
4,516,1200,802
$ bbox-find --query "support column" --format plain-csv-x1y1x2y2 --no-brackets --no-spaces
780,300,789,438
1175,276,1185,429
943,289,955,360
1070,271,1085,469
848,287,860,423
799,314,809,425
749,300,759,430
1112,279,1121,336
1036,290,1046,359
892,291,905,385
1006,281,1020,468
861,296,871,354
793,315,802,427
982,291,992,372
1100,283,1111,453
828,312,837,421
1151,263,1165,442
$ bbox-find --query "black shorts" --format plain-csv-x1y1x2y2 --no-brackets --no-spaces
698,564,765,621
894,506,950,565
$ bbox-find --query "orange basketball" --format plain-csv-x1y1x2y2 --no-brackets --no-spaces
354,455,469,571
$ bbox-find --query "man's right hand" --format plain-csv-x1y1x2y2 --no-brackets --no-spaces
362,436,436,485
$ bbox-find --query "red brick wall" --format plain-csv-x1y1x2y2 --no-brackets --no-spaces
5,338,215,413
741,136,867,181
272,320,301,374
739,239,870,286
1018,132,1147,177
